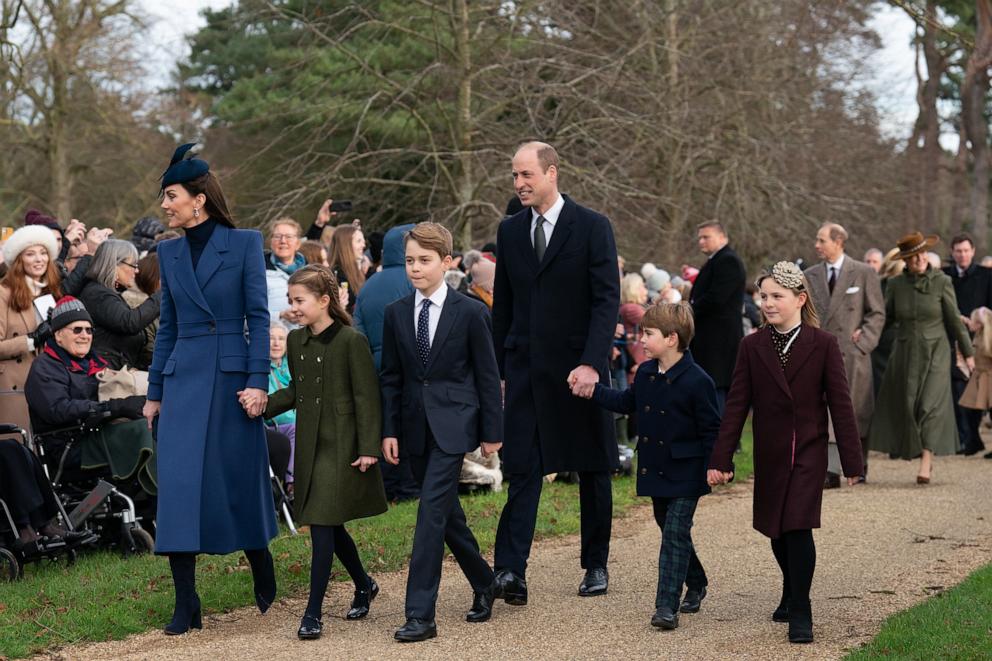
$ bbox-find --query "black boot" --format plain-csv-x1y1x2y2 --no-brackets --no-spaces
788,599,813,643
165,554,202,635
245,548,277,614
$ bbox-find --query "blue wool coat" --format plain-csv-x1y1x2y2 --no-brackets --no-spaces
148,224,277,554
592,351,721,498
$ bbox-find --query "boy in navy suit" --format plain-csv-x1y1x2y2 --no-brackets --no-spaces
579,302,720,630
380,222,503,642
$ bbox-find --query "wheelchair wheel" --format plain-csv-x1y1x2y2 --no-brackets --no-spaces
127,527,155,556
0,547,20,581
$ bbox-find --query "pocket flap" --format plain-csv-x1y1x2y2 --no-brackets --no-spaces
161,359,177,376
669,442,706,459
218,356,248,373
447,386,479,407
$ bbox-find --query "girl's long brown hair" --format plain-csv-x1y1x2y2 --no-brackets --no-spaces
1,250,62,312
288,265,351,327
328,224,365,294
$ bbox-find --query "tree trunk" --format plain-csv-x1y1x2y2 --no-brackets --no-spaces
453,0,474,250
963,0,992,252
920,0,942,232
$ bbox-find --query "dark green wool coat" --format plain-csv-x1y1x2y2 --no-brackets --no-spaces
266,323,387,526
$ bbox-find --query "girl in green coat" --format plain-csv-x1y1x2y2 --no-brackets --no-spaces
265,265,388,641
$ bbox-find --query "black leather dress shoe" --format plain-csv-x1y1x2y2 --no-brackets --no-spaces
297,614,322,640
494,569,528,605
772,600,790,622
984,450,992,459
346,577,379,620
394,618,437,642
466,582,496,622
578,567,608,597
679,586,706,613
651,606,679,630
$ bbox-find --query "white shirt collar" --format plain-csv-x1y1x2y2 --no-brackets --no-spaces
827,254,845,271
531,193,565,227
415,283,449,310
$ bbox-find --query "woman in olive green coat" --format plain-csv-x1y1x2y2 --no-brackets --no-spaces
868,233,974,484
265,265,387,640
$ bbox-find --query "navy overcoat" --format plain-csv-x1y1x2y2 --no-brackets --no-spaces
148,224,277,554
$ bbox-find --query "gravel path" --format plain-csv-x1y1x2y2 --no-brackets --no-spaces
41,453,992,661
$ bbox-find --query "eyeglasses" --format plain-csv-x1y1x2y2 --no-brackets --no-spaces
118,261,139,270
271,234,299,242
67,326,94,335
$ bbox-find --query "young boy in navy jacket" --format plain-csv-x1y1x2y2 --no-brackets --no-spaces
579,301,720,630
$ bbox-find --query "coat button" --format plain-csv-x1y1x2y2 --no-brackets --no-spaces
316,356,322,363
298,396,304,403
660,410,666,415
640,468,647,475
298,375,305,382
658,440,664,445
315,397,321,404
424,380,430,386
658,471,664,476
315,377,321,384
644,405,650,412
300,354,305,361
649,375,655,382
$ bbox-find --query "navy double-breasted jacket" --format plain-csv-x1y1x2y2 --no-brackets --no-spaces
592,352,720,498
148,224,277,554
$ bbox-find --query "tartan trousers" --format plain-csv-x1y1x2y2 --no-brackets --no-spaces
653,496,707,610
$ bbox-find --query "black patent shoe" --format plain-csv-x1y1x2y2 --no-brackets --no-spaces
297,614,322,640
578,567,608,597
679,586,707,613
494,569,528,605
164,595,203,635
394,618,437,642
346,577,379,620
650,606,679,630
466,582,495,623
788,600,813,643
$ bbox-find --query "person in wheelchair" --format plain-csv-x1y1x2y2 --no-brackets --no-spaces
0,436,95,553
23,296,156,499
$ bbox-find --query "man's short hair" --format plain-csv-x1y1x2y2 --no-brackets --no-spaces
641,301,695,351
696,221,725,236
266,216,302,239
951,232,975,249
516,141,559,173
864,248,883,260
405,221,453,259
821,223,848,244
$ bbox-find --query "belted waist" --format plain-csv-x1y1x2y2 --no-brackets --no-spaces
177,318,246,338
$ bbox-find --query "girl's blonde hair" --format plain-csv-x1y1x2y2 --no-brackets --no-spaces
287,264,352,327
971,307,992,357
620,273,645,304
755,261,820,329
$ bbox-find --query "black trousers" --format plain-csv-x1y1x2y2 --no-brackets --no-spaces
405,433,494,620
494,431,612,577
0,439,59,530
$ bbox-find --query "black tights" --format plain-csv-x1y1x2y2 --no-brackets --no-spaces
305,525,368,619
770,529,816,606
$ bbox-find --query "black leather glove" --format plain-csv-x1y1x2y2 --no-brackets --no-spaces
108,395,146,420
28,321,52,347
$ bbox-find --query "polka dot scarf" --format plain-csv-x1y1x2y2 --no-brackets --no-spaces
769,324,801,370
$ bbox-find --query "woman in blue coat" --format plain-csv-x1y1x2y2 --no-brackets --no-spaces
142,144,278,635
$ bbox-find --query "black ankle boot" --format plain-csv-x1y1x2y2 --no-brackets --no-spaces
773,582,791,622
346,576,378,620
788,599,813,644
165,554,202,635
246,548,277,614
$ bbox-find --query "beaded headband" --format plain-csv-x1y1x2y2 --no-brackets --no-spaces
761,260,806,291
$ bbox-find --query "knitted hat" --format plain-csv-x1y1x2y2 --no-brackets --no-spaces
131,216,166,253
2,224,59,265
23,208,60,230
49,296,92,332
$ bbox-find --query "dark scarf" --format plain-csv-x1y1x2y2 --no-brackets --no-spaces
769,324,801,370
44,338,108,376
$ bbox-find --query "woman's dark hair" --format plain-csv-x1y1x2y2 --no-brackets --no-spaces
135,253,160,296
287,265,351,327
179,172,236,228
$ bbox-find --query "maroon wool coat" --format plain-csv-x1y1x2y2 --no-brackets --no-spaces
709,325,864,539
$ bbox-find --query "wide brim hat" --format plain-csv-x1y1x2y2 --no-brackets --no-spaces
896,232,940,259
2,224,59,265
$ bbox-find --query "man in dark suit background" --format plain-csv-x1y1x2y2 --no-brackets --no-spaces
943,232,992,456
492,142,620,603
689,222,746,412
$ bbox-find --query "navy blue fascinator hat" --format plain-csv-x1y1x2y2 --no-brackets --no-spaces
160,143,209,191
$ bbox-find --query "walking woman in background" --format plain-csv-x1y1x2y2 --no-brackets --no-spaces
142,144,278,635
868,233,973,484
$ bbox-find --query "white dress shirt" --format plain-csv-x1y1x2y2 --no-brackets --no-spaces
413,284,449,347
531,193,565,248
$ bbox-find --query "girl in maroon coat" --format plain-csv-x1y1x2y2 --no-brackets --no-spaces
707,261,863,645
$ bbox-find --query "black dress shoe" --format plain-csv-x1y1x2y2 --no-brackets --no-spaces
651,606,679,630
346,577,379,620
984,450,992,459
679,586,706,613
788,600,813,643
772,599,790,622
394,618,437,642
964,444,985,456
578,567,608,597
466,582,496,623
297,614,322,640
823,472,840,489
494,569,528,605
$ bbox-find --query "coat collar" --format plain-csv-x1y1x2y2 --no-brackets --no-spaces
300,321,343,346
651,350,697,383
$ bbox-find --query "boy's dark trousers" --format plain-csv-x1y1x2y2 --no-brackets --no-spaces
405,429,494,620
652,496,707,610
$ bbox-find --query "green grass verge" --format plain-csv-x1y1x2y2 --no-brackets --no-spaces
845,563,992,661
0,428,753,659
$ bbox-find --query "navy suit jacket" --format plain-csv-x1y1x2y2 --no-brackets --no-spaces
380,286,502,456
592,352,720,498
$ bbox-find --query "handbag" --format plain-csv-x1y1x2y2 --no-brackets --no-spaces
96,365,149,401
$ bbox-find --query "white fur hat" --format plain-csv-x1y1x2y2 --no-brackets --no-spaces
2,225,59,265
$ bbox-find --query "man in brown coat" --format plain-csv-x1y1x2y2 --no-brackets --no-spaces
805,223,884,486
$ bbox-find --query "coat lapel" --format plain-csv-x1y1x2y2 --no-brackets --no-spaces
784,326,816,384
536,197,573,276
510,211,539,274
172,239,213,316
195,223,231,289
397,295,423,377
425,288,460,373
826,258,854,324
755,330,792,399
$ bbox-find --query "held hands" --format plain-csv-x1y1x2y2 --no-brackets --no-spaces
567,364,599,398
481,442,502,458
237,388,268,418
382,437,399,465
143,400,161,430
351,455,378,472
706,469,734,486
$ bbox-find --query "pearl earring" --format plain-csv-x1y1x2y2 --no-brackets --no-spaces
193,208,200,218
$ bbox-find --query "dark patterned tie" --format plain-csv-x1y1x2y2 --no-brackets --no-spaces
417,299,431,365
534,215,547,262
828,266,836,295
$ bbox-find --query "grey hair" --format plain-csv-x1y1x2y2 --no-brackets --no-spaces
86,239,139,289
462,249,484,271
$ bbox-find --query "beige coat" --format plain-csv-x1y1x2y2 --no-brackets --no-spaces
0,284,40,430
805,256,885,437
